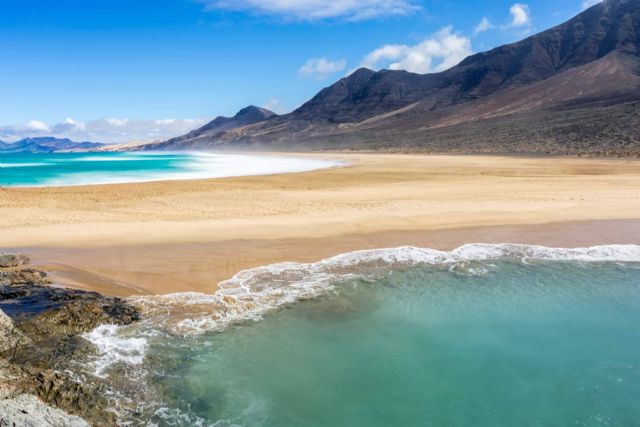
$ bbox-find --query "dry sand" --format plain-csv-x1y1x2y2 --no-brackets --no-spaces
1,153,640,296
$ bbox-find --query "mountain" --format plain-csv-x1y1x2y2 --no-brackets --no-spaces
137,106,276,151
0,137,105,153
145,0,640,155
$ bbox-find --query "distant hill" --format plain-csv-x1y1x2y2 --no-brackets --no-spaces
0,137,105,153
143,0,640,156
136,106,276,151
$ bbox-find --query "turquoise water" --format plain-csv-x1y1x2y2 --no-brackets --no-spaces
0,152,339,187
127,258,640,426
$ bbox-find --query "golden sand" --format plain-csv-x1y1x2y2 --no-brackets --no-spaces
2,153,640,296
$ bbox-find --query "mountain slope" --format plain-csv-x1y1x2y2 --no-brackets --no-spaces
139,106,275,151
146,0,640,155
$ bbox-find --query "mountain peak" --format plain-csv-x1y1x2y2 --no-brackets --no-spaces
235,105,276,119
139,105,277,150
348,67,376,77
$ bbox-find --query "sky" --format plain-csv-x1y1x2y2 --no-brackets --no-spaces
0,0,602,144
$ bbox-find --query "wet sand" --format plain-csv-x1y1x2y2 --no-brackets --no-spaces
2,153,640,296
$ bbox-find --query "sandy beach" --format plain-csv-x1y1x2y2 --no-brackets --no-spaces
2,153,640,296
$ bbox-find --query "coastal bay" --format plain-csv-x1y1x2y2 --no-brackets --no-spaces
4,1,640,424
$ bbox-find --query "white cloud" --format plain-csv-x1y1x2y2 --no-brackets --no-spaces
26,120,50,132
155,119,176,125
360,26,472,74
105,118,129,127
581,0,602,10
0,117,207,144
298,57,347,80
201,0,419,21
508,3,531,27
52,118,86,134
474,17,495,35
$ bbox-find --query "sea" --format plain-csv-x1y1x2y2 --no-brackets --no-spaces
76,244,640,426
0,152,340,187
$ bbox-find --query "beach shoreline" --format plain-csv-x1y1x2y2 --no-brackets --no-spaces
11,219,640,297
2,152,640,296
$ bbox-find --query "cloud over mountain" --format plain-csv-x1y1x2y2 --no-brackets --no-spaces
299,58,347,80
360,26,472,73
507,3,531,27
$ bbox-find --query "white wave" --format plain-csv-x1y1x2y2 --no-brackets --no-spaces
16,152,344,187
129,243,640,336
82,324,148,378
0,162,48,168
64,156,158,162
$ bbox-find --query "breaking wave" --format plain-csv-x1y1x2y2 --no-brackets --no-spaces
79,243,640,424
82,324,148,378
125,243,640,336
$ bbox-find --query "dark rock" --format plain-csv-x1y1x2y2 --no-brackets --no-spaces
0,255,140,426
26,369,117,426
21,298,140,336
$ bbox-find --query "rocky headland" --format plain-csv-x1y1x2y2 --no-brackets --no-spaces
0,253,140,426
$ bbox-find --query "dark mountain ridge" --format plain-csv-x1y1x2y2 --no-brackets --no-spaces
144,0,640,155
279,0,640,124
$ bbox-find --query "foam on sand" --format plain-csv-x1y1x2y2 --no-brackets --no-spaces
125,243,640,336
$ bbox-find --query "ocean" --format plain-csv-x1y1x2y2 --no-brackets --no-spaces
0,152,340,187
79,244,640,426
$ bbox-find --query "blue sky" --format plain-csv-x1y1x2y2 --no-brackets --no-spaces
0,0,601,143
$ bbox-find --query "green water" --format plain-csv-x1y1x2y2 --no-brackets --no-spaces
145,260,640,426
0,152,194,186
0,152,338,187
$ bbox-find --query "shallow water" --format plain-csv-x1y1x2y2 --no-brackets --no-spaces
0,152,339,187
106,256,640,426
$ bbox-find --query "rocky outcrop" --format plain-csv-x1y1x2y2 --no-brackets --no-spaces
0,253,141,426
0,268,48,286
0,309,30,354
0,394,89,427
0,253,29,269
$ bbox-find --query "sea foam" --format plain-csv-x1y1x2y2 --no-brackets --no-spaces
82,243,640,392
82,324,148,378
127,243,640,336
